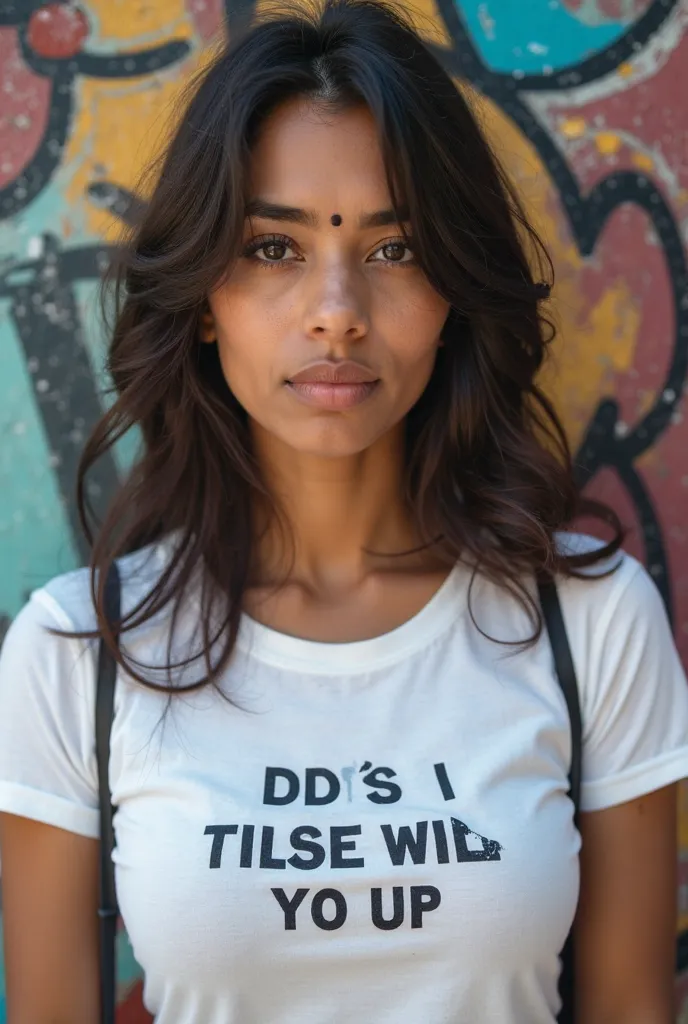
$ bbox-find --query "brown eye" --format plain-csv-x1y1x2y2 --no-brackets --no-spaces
242,235,298,264
262,242,288,261
382,242,407,261
369,239,415,264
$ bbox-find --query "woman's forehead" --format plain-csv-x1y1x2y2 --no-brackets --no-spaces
247,100,392,210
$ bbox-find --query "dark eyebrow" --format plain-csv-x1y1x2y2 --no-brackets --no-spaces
244,199,318,228
244,198,410,230
359,206,410,229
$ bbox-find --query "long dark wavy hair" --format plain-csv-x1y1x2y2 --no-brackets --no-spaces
72,0,622,694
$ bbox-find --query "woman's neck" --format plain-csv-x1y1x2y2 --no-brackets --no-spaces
250,421,425,592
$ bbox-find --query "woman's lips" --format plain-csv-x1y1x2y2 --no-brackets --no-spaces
285,380,380,409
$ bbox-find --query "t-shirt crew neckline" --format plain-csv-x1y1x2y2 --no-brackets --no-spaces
235,562,467,674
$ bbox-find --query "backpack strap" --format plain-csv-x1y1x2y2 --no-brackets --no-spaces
95,561,121,1024
537,575,582,1024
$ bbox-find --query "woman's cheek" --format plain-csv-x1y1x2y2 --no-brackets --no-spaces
380,278,449,337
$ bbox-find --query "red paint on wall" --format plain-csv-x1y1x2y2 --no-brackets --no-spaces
119,980,154,1023
537,26,688,660
27,4,90,59
0,29,50,190
185,0,225,41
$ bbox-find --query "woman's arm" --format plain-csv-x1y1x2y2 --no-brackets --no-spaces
0,812,101,1024
575,783,679,1023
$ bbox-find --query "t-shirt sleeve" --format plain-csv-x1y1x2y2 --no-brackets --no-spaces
0,589,100,838
576,559,688,812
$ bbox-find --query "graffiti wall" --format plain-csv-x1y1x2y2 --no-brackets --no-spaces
0,0,687,1018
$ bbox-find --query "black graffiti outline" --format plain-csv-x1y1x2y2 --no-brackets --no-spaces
0,236,120,561
0,1,195,569
0,4,192,219
1,0,684,601
86,182,145,227
438,0,681,93
430,0,687,617
430,0,688,971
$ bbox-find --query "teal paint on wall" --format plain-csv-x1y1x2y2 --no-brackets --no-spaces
457,0,629,73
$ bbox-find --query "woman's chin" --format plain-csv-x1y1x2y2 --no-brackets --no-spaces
250,415,400,462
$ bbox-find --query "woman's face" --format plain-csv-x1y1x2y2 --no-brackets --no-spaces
207,98,450,458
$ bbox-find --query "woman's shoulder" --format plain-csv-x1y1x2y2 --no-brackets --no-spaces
552,536,688,813
553,530,657,617
29,538,169,635
466,532,658,648
555,529,630,572
550,532,680,714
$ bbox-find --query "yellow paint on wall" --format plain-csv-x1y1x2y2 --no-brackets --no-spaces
585,284,639,376
617,61,634,78
61,54,202,239
59,0,202,239
400,0,454,47
559,117,587,140
631,151,655,172
86,0,191,45
252,0,453,43
466,93,640,452
595,131,622,156
541,280,640,450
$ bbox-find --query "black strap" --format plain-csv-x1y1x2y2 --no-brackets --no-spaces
96,561,121,1024
538,576,582,1024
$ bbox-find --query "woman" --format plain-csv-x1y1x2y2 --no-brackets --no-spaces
0,1,687,1021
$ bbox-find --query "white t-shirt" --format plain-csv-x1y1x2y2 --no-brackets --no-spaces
1,534,688,1024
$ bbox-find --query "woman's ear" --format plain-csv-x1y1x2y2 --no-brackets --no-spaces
199,307,217,344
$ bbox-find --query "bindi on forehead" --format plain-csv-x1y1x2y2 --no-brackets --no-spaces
330,213,342,227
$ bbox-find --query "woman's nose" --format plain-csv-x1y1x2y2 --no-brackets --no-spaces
302,268,369,344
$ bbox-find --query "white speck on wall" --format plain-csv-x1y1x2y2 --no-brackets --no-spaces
477,2,495,41
27,236,43,259
527,41,548,55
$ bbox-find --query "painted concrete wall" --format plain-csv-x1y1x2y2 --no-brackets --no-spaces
0,0,687,1018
